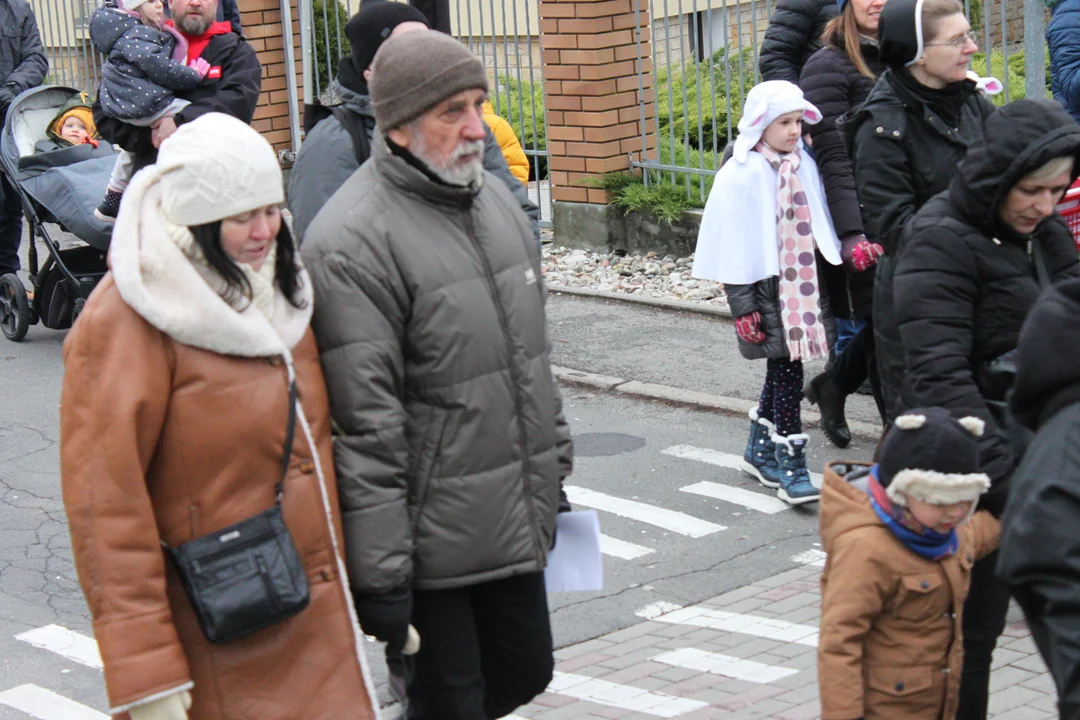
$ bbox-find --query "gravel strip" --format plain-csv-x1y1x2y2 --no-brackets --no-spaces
540,243,729,309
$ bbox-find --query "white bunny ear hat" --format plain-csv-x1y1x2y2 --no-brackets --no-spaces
731,80,823,163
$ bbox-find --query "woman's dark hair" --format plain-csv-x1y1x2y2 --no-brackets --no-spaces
822,1,876,79
189,216,307,310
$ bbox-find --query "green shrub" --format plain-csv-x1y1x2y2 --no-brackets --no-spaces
656,47,757,154
491,74,548,179
588,170,704,223
312,0,350,95
970,48,1052,106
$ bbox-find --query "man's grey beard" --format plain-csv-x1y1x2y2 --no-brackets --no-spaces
176,11,213,35
411,132,485,187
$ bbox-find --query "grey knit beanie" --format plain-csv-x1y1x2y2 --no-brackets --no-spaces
369,31,489,130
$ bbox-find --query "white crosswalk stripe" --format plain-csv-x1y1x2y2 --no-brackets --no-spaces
547,672,709,717
565,486,725,538
680,480,790,514
662,444,824,487
791,549,827,567
649,605,819,646
599,533,655,560
15,625,103,670
0,684,107,720
652,647,800,683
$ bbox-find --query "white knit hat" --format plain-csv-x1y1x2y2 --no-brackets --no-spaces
156,113,284,227
120,0,152,12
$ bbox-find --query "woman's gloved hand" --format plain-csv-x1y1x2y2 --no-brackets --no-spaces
841,235,884,272
129,690,191,720
735,312,766,344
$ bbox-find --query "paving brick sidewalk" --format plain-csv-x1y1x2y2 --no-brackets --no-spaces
511,564,1057,720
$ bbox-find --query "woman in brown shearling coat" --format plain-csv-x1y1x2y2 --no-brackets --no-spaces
817,408,1000,720
59,114,378,720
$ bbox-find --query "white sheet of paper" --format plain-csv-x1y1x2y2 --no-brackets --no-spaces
545,510,604,593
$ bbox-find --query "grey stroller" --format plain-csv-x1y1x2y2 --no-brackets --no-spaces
0,85,117,341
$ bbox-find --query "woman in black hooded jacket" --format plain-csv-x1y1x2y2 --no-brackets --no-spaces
895,98,1080,719
844,0,994,425
798,0,887,447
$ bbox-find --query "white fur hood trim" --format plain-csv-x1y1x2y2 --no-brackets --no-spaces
886,468,992,507
108,166,313,356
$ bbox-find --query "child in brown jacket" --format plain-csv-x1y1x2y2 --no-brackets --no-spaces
817,407,1001,720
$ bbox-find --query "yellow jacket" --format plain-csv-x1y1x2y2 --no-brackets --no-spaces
483,102,529,187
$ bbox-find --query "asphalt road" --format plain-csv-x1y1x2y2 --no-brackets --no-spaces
0,256,876,717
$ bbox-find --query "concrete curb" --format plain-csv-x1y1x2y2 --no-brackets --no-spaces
548,285,733,318
552,365,883,442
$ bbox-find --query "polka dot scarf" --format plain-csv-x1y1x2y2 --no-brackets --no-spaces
755,140,828,362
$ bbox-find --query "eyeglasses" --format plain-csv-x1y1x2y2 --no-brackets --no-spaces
925,31,978,49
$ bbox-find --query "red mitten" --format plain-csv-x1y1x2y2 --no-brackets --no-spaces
841,235,884,272
735,312,766,344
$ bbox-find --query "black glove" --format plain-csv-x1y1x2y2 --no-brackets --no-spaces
551,486,573,550
353,585,412,655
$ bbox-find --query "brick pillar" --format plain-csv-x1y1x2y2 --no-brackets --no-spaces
241,0,304,156
540,0,656,205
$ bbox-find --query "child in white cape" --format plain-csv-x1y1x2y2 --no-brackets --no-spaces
692,80,842,506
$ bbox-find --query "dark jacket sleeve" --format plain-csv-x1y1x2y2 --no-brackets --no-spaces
120,34,203,91
287,116,360,242
852,119,915,256
483,125,540,244
893,227,1015,486
759,0,822,83
800,52,864,239
1,3,47,107
999,420,1080,719
725,283,759,318
174,39,261,126
302,237,414,595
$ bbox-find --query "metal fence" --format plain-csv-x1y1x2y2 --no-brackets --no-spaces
30,0,102,93
298,0,551,224
628,0,1050,204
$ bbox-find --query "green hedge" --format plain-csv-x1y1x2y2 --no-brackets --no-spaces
970,49,1052,106
312,0,350,95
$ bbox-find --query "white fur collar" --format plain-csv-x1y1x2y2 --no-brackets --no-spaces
108,167,313,357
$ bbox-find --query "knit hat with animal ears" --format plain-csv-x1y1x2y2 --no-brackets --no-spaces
876,406,992,507
731,80,821,163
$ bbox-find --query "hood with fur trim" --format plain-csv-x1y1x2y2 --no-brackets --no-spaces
107,165,313,357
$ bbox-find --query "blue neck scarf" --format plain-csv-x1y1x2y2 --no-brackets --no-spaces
868,466,958,561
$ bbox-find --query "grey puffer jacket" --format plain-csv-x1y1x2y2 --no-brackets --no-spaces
288,81,541,243
0,0,46,113
725,272,837,360
301,137,573,593
90,8,203,121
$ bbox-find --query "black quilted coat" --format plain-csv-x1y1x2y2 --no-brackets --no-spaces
843,70,995,420
726,273,837,361
800,37,885,320
758,0,839,83
893,99,1080,513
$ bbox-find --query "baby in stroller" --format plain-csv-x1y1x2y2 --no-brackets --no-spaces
34,95,101,153
90,0,210,222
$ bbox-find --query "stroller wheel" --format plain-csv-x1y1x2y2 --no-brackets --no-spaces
0,273,31,342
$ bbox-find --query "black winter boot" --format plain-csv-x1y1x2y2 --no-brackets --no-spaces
806,372,852,449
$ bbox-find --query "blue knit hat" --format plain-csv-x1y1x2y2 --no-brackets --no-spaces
837,0,848,11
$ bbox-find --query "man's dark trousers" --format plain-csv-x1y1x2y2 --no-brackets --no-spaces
0,168,23,275
402,571,554,720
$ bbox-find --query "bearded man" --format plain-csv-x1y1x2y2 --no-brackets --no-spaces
93,0,261,175
301,31,573,720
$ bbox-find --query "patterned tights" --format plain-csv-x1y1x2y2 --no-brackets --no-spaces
758,357,804,437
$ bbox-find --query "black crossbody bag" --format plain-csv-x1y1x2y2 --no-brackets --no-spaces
167,378,310,644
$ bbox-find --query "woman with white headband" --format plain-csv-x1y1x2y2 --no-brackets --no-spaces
844,0,994,435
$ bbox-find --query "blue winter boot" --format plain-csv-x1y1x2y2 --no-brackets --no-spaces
741,407,780,488
773,433,821,505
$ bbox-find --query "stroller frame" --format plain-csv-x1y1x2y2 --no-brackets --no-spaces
0,86,112,342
